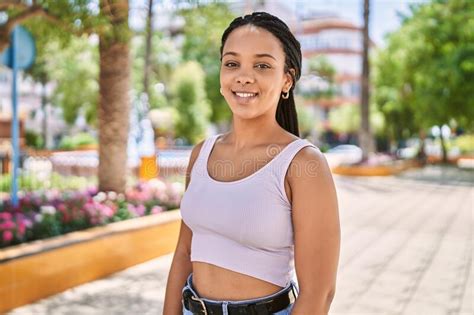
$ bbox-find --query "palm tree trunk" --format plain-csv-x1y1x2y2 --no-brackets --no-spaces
98,0,131,193
359,0,375,162
144,0,154,97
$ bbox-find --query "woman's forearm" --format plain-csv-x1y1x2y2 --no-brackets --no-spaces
291,291,334,315
162,251,193,315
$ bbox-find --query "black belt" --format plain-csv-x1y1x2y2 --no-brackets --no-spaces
182,285,297,315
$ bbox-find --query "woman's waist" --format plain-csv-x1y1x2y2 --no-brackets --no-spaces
191,261,284,301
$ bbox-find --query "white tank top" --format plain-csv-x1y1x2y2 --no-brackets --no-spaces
180,133,319,287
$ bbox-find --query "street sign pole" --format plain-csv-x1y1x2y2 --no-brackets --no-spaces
0,26,36,207
11,27,19,207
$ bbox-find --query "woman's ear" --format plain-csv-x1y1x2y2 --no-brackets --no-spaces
284,68,296,92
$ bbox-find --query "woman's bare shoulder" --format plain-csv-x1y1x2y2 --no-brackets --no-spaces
185,139,206,189
288,144,331,186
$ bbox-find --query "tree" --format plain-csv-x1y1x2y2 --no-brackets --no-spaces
374,0,474,162
131,32,180,108
329,103,384,136
295,102,315,139
373,44,419,149
38,36,98,126
0,1,99,51
170,61,211,144
179,3,234,127
143,0,154,97
1,1,131,193
359,0,376,160
97,0,131,193
25,55,49,148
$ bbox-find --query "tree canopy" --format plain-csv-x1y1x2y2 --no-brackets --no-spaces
374,0,474,140
179,3,234,124
170,61,211,145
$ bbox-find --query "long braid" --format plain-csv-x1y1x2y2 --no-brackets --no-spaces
220,12,302,137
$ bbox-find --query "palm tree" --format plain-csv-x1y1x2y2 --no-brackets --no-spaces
359,0,376,161
144,0,154,97
98,0,131,193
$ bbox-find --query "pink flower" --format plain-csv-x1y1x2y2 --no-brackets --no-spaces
0,221,15,230
127,204,137,216
18,221,26,235
57,204,67,212
135,204,146,216
2,230,13,242
150,206,163,215
23,218,33,228
0,212,12,220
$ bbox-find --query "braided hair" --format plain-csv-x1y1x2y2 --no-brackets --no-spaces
220,12,302,137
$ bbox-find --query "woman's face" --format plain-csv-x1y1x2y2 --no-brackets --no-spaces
220,25,293,120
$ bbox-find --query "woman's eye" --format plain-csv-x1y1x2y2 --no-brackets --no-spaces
255,64,271,69
224,62,238,68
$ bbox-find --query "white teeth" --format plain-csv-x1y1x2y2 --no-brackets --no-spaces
235,92,256,98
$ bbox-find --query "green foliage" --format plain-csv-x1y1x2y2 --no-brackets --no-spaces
23,15,99,127
7,2,128,128
329,103,385,135
1,1,107,52
170,61,211,144
308,56,336,81
301,56,337,99
112,199,135,222
25,130,45,149
130,33,181,108
295,96,315,136
58,132,97,150
179,3,234,124
329,104,359,134
31,212,62,240
374,0,474,141
0,173,96,193
452,134,474,154
45,36,99,126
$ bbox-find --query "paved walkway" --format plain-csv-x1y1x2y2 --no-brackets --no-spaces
8,165,473,315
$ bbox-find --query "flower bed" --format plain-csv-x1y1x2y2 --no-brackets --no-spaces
0,178,184,249
332,159,422,176
0,209,182,313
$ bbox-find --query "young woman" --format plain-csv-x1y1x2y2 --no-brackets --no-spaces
163,12,340,315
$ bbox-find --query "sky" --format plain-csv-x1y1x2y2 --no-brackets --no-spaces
295,0,430,45
129,0,432,46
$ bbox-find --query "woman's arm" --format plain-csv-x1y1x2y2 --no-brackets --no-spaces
289,147,341,315
162,222,193,315
162,140,204,315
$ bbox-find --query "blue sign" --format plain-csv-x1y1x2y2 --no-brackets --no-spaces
0,26,36,70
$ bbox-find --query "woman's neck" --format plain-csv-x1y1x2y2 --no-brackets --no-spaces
225,118,285,151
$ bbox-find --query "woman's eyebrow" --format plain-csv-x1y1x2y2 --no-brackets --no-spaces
222,51,277,61
255,53,276,61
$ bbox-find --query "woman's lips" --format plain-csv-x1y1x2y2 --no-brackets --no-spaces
232,91,259,104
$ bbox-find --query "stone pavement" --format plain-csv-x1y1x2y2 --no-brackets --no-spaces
7,165,473,315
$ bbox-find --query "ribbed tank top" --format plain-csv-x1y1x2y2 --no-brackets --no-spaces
180,133,319,287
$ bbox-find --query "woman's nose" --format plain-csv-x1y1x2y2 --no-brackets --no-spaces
235,70,255,85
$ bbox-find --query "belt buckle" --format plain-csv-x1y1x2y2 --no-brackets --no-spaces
191,295,208,315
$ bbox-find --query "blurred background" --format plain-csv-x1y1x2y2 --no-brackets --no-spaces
0,0,472,314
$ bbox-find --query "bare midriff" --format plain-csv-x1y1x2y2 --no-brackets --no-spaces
190,132,297,301
191,261,284,300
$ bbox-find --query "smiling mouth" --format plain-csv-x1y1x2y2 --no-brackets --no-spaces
232,91,259,98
